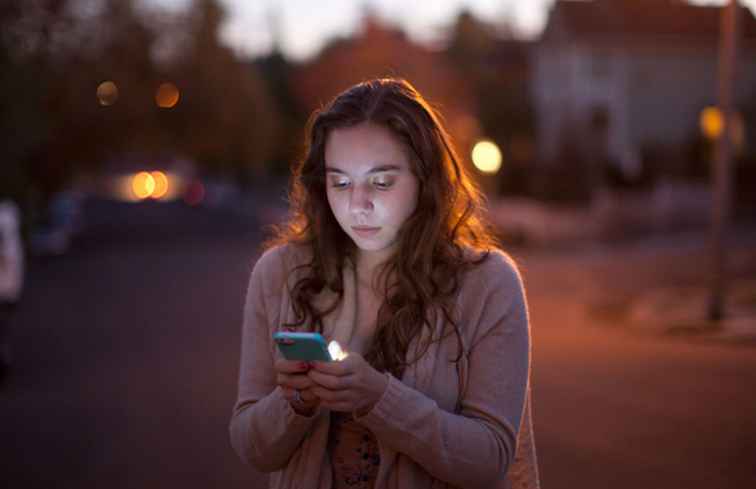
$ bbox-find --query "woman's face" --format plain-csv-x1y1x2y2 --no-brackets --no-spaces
324,122,419,263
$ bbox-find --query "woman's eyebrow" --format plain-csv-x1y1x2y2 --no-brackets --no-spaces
325,164,402,174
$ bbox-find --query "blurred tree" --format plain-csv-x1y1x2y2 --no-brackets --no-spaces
291,11,476,161
88,0,163,156
446,9,500,58
253,49,309,176
164,0,279,185
1,3,43,193
1,0,163,200
0,0,75,232
445,10,535,198
250,6,308,176
0,5,43,204
1,0,282,212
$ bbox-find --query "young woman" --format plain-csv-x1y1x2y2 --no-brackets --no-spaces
230,78,540,489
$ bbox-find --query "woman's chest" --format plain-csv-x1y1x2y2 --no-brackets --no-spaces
356,285,381,327
348,286,382,352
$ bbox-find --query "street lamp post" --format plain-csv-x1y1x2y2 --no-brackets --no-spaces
709,0,741,322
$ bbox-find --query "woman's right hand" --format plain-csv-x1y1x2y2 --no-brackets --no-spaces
274,359,320,416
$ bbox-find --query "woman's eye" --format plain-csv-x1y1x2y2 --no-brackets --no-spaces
330,179,349,189
372,177,395,189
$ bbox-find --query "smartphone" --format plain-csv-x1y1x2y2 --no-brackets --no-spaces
273,331,333,362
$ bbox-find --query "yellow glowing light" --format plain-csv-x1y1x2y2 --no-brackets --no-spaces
96,81,119,106
328,341,349,361
472,140,503,174
155,82,180,108
132,171,156,200
150,171,169,199
700,106,724,140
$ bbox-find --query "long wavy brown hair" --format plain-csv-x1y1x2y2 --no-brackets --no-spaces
266,78,501,378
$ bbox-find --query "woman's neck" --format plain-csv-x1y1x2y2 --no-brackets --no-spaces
355,249,393,292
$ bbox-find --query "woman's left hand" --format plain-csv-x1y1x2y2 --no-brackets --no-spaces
306,352,388,415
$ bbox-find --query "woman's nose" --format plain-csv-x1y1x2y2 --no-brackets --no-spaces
349,185,374,214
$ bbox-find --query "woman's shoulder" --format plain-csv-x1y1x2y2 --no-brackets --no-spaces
251,242,313,282
455,246,528,338
463,245,521,278
458,245,524,296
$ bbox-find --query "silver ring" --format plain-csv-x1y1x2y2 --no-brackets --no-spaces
293,389,302,403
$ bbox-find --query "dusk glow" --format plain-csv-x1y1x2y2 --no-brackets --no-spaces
4,1,756,487
149,0,756,61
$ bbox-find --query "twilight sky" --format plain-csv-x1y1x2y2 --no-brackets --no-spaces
146,0,756,61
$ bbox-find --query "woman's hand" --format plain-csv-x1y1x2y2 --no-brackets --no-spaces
274,359,321,416
307,353,389,415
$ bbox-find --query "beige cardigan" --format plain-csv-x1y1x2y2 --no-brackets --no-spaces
229,244,540,489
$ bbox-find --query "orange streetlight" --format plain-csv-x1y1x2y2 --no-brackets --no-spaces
700,106,724,140
150,171,169,199
132,172,155,200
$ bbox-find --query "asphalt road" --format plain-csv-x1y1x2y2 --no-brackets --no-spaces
2,198,754,488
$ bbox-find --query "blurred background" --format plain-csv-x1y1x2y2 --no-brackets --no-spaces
1,0,755,488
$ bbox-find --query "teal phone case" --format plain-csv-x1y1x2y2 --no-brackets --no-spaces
273,332,333,362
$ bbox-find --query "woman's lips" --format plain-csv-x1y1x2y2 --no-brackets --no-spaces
351,226,381,237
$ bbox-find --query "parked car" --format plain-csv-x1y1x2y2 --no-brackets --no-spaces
30,191,85,256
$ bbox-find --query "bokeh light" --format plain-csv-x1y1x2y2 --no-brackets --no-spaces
113,171,183,202
472,140,503,174
132,171,156,200
700,106,724,140
699,107,746,151
96,81,119,106
150,171,169,199
155,82,180,108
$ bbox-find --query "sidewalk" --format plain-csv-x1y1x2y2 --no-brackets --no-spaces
570,225,756,345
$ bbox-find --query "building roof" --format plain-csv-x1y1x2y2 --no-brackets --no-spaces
542,0,756,43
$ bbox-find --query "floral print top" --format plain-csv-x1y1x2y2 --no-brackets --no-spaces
328,411,381,488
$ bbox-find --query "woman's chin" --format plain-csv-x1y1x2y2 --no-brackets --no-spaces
354,241,386,253
350,238,399,259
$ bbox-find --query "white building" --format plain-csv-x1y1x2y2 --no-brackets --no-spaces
532,0,756,178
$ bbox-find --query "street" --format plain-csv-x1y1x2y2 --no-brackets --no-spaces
1,199,755,488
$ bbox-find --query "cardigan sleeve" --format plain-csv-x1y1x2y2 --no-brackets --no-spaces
356,251,530,488
229,246,322,472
